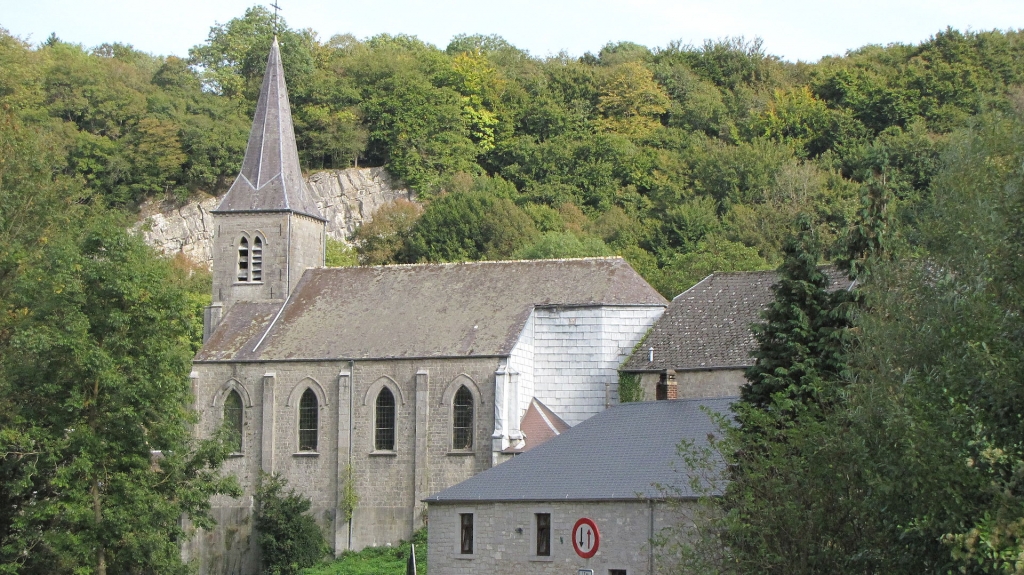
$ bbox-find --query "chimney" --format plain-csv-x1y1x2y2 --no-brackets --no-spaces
665,369,678,400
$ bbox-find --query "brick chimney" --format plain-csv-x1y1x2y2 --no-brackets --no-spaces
665,369,678,400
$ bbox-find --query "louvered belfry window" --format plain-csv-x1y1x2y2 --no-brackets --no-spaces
237,237,249,281
375,388,395,451
224,390,243,453
298,389,318,452
251,236,263,282
452,386,473,450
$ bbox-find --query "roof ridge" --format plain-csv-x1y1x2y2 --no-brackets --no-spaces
309,256,628,271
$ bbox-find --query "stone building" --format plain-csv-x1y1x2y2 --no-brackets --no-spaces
185,39,667,574
620,269,853,401
424,398,734,575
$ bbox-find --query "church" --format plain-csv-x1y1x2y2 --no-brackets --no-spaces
185,38,667,574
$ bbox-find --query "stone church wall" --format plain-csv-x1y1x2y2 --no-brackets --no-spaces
187,355,500,573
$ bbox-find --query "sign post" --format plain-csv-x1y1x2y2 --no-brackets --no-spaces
572,518,600,559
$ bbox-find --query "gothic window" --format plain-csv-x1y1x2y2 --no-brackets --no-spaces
298,389,318,452
375,388,395,451
460,513,474,554
237,237,249,281
251,236,263,282
535,513,551,556
452,386,473,450
224,390,243,453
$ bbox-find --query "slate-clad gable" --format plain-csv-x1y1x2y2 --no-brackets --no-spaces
424,397,735,502
196,257,667,362
213,38,325,222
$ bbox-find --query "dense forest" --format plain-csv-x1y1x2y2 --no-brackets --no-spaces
3,5,1024,573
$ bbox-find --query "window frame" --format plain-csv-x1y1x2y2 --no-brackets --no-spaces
529,507,555,561
237,236,250,282
374,387,396,452
451,385,474,451
223,389,244,454
297,388,318,453
458,512,474,557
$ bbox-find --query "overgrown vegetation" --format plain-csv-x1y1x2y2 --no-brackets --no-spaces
255,473,330,575
303,528,426,575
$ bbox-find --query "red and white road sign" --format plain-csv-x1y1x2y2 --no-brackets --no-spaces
572,518,600,559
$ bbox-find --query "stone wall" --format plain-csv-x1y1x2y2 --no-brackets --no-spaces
638,369,745,402
427,499,693,575
186,355,500,574
137,167,414,268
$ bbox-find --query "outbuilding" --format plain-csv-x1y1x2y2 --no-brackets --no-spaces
424,397,734,575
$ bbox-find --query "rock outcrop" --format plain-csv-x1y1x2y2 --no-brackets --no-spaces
137,167,414,268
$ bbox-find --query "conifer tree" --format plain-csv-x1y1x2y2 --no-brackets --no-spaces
741,216,855,412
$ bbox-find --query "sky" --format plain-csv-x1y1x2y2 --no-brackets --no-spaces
2,0,1024,63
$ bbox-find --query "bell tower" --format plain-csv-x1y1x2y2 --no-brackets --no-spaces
204,37,326,341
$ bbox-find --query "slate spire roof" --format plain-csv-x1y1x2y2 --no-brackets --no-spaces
214,37,325,221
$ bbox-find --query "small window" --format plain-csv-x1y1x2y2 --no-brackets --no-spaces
460,513,474,554
536,513,551,556
251,236,263,282
609,570,627,575
237,237,250,281
298,389,318,452
223,390,243,453
452,386,473,450
375,388,395,451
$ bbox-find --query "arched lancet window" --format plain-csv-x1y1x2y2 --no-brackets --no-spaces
237,237,250,281
375,388,396,451
452,385,473,450
251,236,263,282
224,390,243,453
298,389,318,452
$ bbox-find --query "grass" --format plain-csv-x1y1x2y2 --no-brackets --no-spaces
302,528,427,575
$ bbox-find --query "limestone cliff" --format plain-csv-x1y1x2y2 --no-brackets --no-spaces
137,167,414,267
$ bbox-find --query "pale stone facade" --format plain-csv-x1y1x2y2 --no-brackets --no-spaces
426,500,687,575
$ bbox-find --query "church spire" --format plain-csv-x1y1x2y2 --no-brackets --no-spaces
214,37,325,221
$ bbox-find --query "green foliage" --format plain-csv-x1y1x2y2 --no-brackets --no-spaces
514,231,612,260
352,198,423,265
325,238,358,267
741,218,855,411
403,191,537,262
617,372,644,403
652,236,770,298
255,473,330,575
303,528,427,575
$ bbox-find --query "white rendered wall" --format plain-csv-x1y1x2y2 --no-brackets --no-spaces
507,312,535,425
517,306,663,427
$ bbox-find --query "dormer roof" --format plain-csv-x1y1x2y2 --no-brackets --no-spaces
214,37,326,222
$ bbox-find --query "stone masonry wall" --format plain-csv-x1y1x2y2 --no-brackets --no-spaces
138,167,413,268
186,355,500,574
427,500,693,575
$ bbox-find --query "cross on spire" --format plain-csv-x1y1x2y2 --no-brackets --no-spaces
270,2,282,35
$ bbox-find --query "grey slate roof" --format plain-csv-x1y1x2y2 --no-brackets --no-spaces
214,38,325,222
196,257,667,362
622,268,853,372
424,397,735,503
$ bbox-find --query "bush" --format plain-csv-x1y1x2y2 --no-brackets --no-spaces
255,473,329,575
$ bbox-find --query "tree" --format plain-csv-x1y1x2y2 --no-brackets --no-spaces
254,473,329,575
0,216,238,574
402,191,537,262
741,217,855,411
